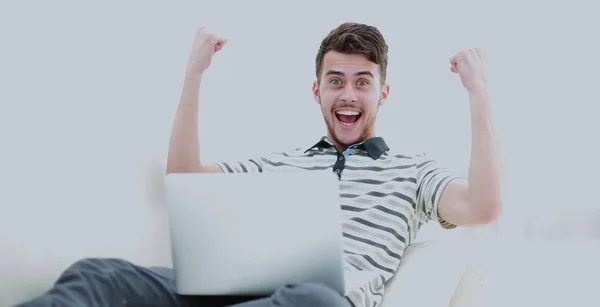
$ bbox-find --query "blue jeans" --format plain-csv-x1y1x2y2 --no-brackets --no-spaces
16,258,352,307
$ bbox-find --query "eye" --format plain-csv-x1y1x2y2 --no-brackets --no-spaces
357,79,369,86
329,78,342,85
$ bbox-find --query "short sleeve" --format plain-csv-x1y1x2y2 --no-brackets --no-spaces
415,153,463,228
214,148,308,173
214,157,268,173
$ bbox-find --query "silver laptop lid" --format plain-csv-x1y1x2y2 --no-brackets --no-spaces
164,171,345,296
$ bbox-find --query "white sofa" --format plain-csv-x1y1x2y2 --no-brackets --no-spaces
1,233,472,307
0,161,475,307
4,221,600,307
2,157,599,307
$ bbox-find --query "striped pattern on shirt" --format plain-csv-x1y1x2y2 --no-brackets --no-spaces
214,136,460,307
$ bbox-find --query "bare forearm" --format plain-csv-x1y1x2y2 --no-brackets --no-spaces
467,88,503,218
166,71,204,174
165,27,227,174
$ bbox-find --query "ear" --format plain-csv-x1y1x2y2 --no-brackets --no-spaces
312,80,321,104
378,83,390,106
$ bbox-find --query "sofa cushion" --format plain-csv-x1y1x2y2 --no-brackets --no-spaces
379,239,470,307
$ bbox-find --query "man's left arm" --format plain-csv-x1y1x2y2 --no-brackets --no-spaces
437,47,504,227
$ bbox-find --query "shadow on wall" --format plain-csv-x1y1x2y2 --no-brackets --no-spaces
141,155,168,209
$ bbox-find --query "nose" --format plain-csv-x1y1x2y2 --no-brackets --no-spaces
340,84,358,103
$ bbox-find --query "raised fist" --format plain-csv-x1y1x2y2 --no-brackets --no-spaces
450,47,487,92
187,27,227,75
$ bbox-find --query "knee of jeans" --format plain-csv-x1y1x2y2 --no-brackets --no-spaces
282,283,346,307
66,257,130,275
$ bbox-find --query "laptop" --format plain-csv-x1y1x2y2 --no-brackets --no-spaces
163,171,346,297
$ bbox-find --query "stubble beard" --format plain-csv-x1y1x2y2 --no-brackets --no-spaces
323,107,378,151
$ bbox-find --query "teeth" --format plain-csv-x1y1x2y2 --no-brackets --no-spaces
336,110,360,116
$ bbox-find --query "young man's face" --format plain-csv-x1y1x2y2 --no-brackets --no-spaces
313,51,390,150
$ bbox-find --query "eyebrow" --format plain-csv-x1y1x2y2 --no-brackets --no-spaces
325,70,374,78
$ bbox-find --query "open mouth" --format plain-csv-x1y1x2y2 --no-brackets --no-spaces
335,110,362,127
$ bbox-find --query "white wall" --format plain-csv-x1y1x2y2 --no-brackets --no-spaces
1,0,599,272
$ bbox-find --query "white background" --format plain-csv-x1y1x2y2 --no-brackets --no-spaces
1,0,600,263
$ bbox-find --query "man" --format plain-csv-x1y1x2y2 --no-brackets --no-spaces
18,22,502,307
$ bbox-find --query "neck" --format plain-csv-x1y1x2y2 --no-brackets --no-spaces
326,133,375,153
325,133,345,152
334,144,348,153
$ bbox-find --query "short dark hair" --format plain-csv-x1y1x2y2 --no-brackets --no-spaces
315,22,389,85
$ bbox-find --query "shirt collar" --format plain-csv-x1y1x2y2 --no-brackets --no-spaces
304,136,390,160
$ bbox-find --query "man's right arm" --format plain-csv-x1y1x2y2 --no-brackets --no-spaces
166,27,227,174
166,72,221,174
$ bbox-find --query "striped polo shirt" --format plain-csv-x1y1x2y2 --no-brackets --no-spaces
215,136,460,307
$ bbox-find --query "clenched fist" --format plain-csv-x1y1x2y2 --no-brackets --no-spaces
450,48,487,92
187,27,227,75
